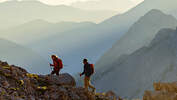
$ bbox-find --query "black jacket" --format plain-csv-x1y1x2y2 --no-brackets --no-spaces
81,63,92,77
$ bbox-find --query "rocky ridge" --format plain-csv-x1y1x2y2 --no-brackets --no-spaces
0,61,118,100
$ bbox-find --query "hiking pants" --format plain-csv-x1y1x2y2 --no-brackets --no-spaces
51,69,60,76
84,76,95,90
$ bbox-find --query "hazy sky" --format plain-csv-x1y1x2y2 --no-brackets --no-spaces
0,0,144,12
72,0,144,12
0,0,97,4
0,0,143,5
39,0,143,5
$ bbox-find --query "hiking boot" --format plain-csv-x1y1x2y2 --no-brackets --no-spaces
92,88,96,94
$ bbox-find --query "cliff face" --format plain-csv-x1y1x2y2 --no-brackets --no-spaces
0,61,117,100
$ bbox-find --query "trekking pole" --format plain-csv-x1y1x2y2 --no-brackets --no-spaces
48,63,53,72
49,66,52,71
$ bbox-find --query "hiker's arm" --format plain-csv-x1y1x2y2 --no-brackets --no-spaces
81,71,85,76
80,66,86,76
50,63,54,66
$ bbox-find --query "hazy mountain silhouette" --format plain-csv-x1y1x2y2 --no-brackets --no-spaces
94,27,177,98
1,16,125,74
0,0,116,30
0,38,49,74
97,0,177,41
2,0,177,76
169,9,177,19
0,19,96,45
0,20,105,74
95,10,177,74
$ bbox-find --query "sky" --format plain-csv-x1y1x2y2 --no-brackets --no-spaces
39,0,143,6
71,0,144,12
0,0,144,12
0,0,96,4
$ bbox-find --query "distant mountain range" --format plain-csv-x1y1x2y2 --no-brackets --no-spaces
98,0,177,42
93,8,177,99
1,0,177,75
91,1,177,90
0,20,96,45
94,27,177,98
0,38,49,74
95,9,177,74
0,0,117,30
0,19,117,74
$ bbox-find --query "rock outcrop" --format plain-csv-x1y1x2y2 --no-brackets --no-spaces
0,61,118,100
143,82,177,100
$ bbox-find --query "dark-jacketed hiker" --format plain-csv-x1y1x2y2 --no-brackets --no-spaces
50,55,63,76
80,58,96,92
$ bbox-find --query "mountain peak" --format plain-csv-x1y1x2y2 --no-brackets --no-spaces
147,9,163,14
138,9,167,20
136,9,176,24
144,9,165,16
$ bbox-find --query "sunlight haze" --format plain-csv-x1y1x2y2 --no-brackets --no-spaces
0,0,144,12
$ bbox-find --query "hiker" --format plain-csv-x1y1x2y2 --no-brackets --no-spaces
80,58,96,92
50,55,63,76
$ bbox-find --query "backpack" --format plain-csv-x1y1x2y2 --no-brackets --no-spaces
56,58,63,69
90,64,94,74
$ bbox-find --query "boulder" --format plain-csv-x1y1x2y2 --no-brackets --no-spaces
0,61,8,66
39,73,76,86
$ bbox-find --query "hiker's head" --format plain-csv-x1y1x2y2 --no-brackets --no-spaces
51,55,57,60
83,59,88,64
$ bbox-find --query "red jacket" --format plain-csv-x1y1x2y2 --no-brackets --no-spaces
51,58,63,71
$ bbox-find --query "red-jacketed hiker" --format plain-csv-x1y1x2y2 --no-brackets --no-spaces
50,55,63,76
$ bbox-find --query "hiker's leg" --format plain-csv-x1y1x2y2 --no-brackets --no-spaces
89,82,95,90
56,70,60,76
84,76,89,90
51,70,55,75
87,77,95,90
